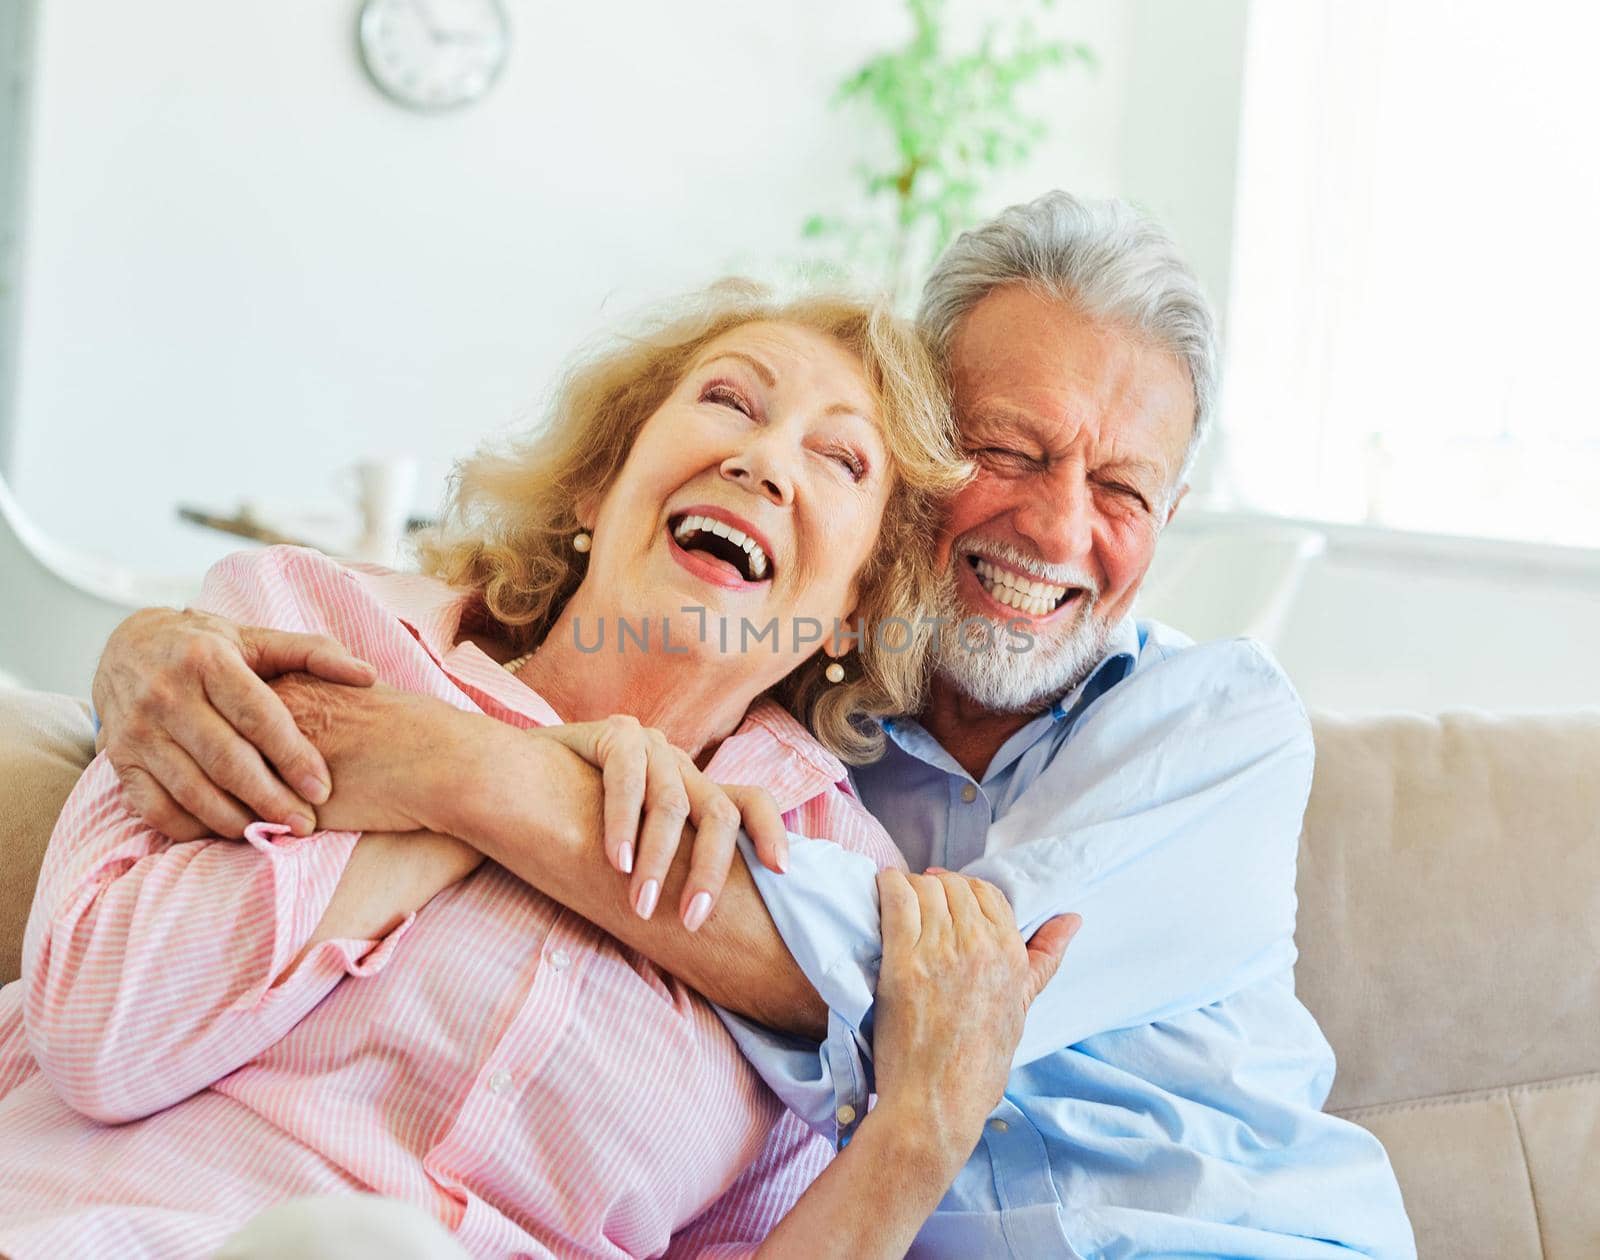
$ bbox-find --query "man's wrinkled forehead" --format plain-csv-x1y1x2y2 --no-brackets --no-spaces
946,291,1195,477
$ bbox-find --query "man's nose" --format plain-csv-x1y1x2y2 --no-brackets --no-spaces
720,439,795,507
1015,469,1093,565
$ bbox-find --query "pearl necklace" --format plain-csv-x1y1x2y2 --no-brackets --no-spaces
502,652,533,674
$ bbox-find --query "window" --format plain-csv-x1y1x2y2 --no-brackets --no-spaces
1219,0,1600,548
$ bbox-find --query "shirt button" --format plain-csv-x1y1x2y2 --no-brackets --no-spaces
835,1104,857,1127
548,949,571,971
488,1070,513,1095
989,1118,1009,1133
961,783,978,803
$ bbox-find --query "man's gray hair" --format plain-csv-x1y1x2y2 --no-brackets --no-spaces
917,191,1219,484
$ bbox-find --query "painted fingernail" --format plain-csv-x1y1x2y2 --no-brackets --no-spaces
634,879,660,920
683,891,713,932
298,773,330,805
617,842,634,875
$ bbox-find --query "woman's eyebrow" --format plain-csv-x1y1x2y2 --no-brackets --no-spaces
700,350,876,422
697,351,869,421
694,350,776,387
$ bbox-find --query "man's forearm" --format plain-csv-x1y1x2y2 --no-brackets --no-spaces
436,716,829,1039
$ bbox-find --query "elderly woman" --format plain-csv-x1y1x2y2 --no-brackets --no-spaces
0,284,1073,1258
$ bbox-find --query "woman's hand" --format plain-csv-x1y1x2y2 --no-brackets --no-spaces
536,717,790,931
752,873,1079,1260
871,869,1080,1168
92,606,377,840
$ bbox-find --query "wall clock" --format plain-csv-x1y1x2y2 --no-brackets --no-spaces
358,0,510,111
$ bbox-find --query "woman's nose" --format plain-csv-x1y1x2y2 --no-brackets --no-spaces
720,446,794,507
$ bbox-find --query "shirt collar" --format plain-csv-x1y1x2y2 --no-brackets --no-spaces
878,614,1141,780
1047,614,1140,724
883,613,1141,738
706,699,854,815
347,562,470,662
347,564,565,727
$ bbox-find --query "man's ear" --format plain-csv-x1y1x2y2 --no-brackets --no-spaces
1164,483,1190,528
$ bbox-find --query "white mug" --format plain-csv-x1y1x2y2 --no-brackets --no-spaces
337,456,418,562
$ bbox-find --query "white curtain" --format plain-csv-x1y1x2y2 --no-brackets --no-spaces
1220,0,1600,547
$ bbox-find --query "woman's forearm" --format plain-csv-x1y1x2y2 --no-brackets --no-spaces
282,830,481,981
24,765,411,1124
757,1103,969,1258
428,714,830,1039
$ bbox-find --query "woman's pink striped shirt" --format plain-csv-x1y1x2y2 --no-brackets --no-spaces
0,545,905,1259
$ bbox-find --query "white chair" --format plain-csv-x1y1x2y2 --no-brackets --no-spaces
1137,521,1326,649
0,471,199,693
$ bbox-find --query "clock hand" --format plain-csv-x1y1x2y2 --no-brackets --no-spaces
406,0,446,41
410,0,490,48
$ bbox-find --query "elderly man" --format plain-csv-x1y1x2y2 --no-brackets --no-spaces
91,193,1413,1256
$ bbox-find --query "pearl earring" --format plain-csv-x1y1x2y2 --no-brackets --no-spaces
824,661,845,684
572,531,592,554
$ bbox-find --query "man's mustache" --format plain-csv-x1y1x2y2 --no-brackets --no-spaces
950,534,1100,601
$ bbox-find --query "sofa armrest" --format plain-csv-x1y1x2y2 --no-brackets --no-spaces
0,687,97,985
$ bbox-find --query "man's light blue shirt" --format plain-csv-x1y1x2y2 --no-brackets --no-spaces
718,618,1415,1258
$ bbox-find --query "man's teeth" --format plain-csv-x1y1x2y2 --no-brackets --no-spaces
672,514,769,579
973,559,1069,617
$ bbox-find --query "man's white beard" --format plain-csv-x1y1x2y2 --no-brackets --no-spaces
928,556,1115,716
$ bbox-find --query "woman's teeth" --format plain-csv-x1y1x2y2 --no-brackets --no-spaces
973,558,1069,618
672,514,770,580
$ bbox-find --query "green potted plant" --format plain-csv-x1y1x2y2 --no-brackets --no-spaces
803,0,1094,304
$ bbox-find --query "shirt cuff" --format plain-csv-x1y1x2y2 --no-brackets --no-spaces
822,1009,872,1146
237,822,415,998
711,1004,872,1146
310,913,418,977
740,832,886,1033
714,832,887,1143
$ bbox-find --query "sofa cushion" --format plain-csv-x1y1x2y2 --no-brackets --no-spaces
1338,1086,1540,1260
1297,710,1600,1112
0,688,97,984
1298,710,1600,1259
1514,1071,1600,1259
1336,1072,1600,1260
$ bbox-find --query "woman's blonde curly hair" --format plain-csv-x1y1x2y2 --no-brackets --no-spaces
413,279,972,763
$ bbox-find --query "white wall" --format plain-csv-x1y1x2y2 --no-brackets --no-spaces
0,0,36,475
11,3,1594,718
1118,0,1249,325
7,0,1244,582
1274,542,1600,716
1145,511,1600,715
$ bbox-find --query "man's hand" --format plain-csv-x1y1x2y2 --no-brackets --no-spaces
263,673,470,838
93,607,377,840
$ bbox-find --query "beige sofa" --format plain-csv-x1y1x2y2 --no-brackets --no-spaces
2,688,1597,1257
